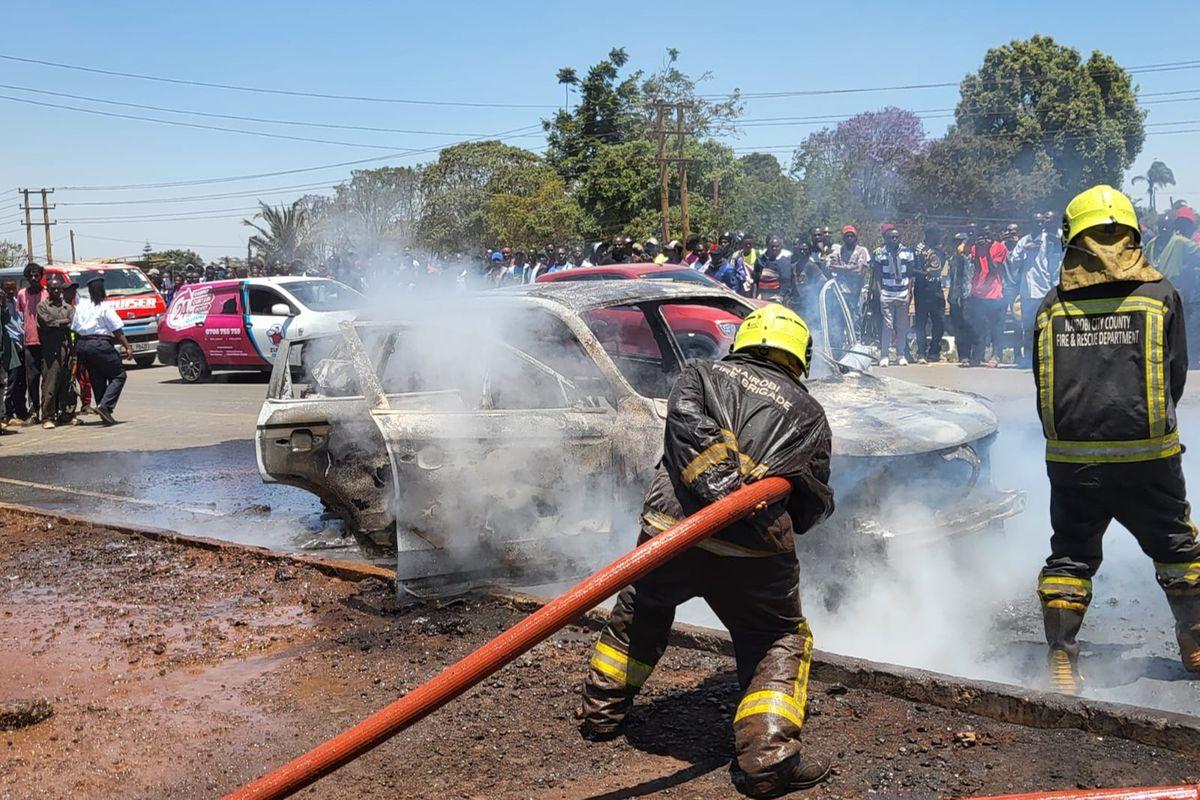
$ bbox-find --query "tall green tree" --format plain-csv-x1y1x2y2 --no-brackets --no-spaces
905,36,1145,216
484,173,582,251
1131,160,1176,215
417,140,553,252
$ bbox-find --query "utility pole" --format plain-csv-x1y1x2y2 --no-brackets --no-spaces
20,189,32,258
652,102,695,246
675,103,690,245
69,229,76,263
654,102,670,244
19,188,55,263
40,189,54,264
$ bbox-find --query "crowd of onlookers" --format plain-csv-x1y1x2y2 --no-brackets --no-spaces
2,262,133,433
446,205,1200,368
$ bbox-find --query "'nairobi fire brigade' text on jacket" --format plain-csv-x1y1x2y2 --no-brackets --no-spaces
640,352,835,555
1033,277,1188,464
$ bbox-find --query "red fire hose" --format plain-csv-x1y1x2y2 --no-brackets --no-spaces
223,476,792,800
967,788,1199,800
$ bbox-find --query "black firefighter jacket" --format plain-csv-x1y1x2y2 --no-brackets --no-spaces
639,352,835,556
1033,277,1187,465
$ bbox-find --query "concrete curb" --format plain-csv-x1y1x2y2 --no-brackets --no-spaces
0,501,395,585
5,503,1199,757
493,590,1200,757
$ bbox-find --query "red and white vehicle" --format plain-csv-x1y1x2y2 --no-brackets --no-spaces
54,262,165,367
538,263,743,360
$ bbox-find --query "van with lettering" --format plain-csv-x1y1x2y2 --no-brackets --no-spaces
156,276,362,382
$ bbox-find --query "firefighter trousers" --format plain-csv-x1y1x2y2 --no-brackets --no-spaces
581,543,813,795
1038,457,1200,655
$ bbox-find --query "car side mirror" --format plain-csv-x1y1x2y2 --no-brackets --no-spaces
270,303,292,316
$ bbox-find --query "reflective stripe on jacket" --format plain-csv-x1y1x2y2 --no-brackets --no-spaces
1033,279,1188,464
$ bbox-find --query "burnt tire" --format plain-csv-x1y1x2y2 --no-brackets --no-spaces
134,354,156,368
177,341,211,383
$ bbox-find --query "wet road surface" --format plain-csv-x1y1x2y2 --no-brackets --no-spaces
2,362,1198,716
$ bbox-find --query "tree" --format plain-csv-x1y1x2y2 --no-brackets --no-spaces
556,67,578,111
716,153,807,239
0,241,27,269
792,108,926,223
310,166,424,256
417,141,548,252
543,48,742,239
243,200,313,268
484,173,582,251
1132,160,1176,215
145,248,204,276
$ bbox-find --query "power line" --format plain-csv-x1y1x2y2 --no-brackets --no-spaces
712,59,1200,101
74,232,245,250
0,82,532,137
0,93,452,151
58,205,262,223
0,52,559,109
56,180,343,206
56,123,542,191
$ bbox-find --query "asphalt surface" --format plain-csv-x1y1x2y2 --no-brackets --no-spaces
1,360,1199,717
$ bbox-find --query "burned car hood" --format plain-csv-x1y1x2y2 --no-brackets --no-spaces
811,371,998,457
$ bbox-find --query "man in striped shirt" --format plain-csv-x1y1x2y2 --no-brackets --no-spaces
871,224,915,366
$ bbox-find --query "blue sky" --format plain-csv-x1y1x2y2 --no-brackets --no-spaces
1,0,1196,261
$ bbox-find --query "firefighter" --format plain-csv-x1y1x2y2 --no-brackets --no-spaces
1033,185,1200,694
579,304,835,796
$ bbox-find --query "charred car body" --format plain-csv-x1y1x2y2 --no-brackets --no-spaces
255,281,1023,587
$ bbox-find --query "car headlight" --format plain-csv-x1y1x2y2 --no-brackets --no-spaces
717,321,739,337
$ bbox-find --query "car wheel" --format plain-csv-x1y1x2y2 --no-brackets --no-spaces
177,341,211,383
134,354,156,368
680,335,720,362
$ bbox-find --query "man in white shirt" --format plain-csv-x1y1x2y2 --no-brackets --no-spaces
70,275,132,426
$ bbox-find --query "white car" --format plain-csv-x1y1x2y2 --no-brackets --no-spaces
157,276,362,382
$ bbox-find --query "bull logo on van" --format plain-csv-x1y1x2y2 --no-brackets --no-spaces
266,323,284,348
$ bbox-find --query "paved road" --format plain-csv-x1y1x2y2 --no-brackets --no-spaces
1,359,1197,715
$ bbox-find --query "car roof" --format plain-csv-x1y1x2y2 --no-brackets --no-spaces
541,262,690,280
491,278,742,312
253,275,326,285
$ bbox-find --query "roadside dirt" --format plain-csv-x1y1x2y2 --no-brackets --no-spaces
2,511,1200,799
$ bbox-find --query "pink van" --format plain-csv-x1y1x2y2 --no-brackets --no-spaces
156,276,362,382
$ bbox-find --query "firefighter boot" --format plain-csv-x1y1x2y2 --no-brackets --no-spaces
1166,593,1200,673
1042,603,1085,694
730,752,832,797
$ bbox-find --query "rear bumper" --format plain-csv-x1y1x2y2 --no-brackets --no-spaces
156,340,178,366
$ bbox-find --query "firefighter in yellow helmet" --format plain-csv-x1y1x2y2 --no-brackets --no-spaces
1033,185,1200,694
580,304,836,796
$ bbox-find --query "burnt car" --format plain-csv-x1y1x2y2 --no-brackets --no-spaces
255,280,1023,588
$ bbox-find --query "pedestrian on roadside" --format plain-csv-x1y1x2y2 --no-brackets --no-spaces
15,263,44,424
825,226,871,330
1011,212,1063,368
946,231,975,365
871,224,915,366
912,224,948,363
71,276,132,426
966,227,1008,367
0,279,25,425
62,280,93,416
36,273,74,429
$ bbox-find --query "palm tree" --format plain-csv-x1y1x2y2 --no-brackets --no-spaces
1132,160,1176,215
242,200,310,270
556,67,578,112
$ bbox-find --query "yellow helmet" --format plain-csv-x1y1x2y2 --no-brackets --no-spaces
732,303,813,377
1062,184,1141,245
